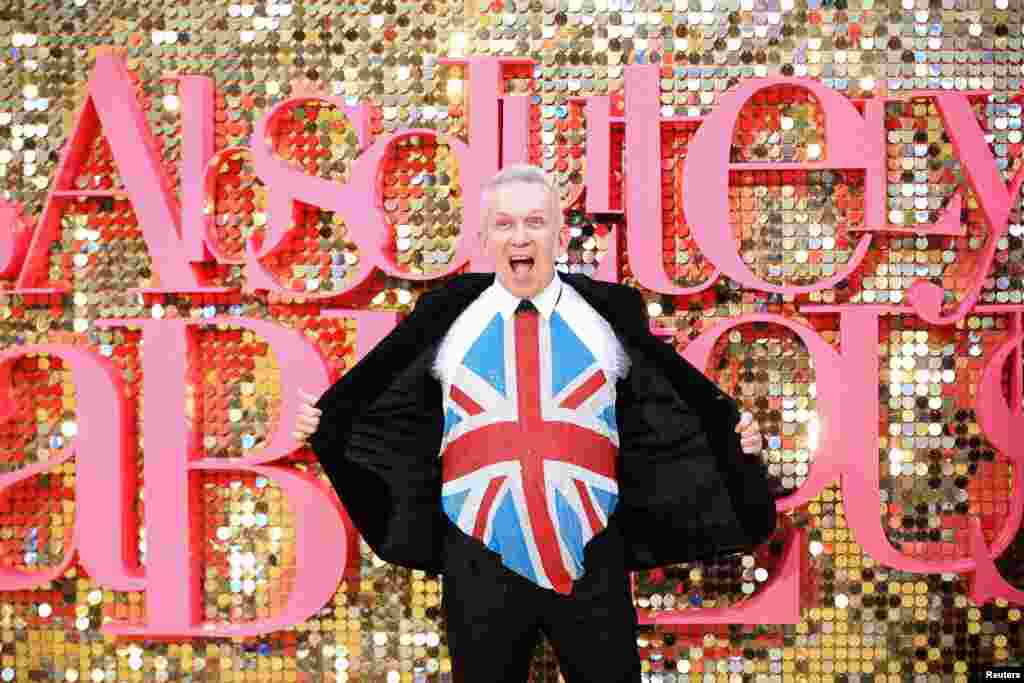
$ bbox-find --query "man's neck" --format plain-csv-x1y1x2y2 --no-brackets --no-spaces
494,271,556,300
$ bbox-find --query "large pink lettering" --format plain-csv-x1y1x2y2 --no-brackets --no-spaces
801,305,1024,594
969,307,1024,603
246,57,522,296
642,304,1024,621
0,50,1021,634
621,65,721,295
0,344,142,591
10,51,232,295
682,78,883,296
903,94,1024,324
94,317,346,637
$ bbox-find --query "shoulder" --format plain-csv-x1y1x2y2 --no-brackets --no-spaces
416,272,493,305
561,273,647,333
562,273,640,301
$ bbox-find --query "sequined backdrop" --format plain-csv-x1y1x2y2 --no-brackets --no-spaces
0,0,1022,681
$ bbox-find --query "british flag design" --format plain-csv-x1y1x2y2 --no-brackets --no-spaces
439,308,621,594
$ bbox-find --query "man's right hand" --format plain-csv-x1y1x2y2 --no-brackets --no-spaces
293,388,322,442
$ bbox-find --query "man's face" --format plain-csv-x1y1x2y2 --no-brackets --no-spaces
481,181,566,299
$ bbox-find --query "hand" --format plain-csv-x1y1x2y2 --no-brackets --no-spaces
292,388,322,443
735,411,763,455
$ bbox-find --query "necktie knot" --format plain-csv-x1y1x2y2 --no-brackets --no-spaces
515,299,537,315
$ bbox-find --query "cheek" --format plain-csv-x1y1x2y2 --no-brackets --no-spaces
488,239,511,263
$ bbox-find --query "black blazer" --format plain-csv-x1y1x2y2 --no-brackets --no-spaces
308,272,779,573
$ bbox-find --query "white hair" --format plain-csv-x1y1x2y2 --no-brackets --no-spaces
479,164,561,233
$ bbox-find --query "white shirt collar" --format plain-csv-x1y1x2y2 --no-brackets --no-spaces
491,270,563,320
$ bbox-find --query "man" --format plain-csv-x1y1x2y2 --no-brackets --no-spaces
294,164,777,682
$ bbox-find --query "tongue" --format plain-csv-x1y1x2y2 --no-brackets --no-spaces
511,260,532,275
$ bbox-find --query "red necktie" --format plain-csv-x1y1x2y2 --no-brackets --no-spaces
514,298,575,594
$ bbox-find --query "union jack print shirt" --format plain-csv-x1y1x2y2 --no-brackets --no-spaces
433,273,629,594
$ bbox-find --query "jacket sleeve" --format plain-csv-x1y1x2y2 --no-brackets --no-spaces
306,292,448,572
612,286,780,570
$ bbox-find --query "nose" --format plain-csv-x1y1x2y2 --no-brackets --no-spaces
511,221,531,244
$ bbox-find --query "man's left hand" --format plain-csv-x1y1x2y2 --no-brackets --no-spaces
736,411,763,455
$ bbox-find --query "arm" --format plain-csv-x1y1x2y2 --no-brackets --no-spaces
613,285,780,568
302,290,450,571
306,289,443,461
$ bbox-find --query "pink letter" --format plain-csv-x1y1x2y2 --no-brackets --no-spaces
96,317,345,637
969,307,1024,603
11,52,230,295
622,66,720,295
904,93,1024,324
682,77,883,295
0,345,142,591
247,57,515,295
802,304,1023,581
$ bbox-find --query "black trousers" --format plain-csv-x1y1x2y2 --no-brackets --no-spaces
439,520,641,683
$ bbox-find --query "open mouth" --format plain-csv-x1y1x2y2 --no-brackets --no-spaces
509,256,534,276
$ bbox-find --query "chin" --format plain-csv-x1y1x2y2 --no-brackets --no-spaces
507,283,537,297
515,280,549,298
